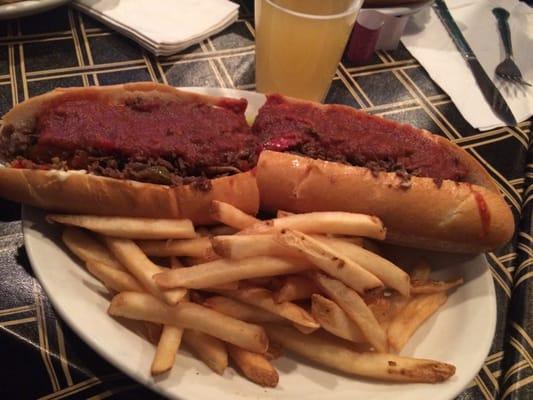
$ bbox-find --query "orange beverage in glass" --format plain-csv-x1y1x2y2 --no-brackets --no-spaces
255,0,363,102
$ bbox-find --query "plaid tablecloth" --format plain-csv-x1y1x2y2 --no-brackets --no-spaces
0,2,531,399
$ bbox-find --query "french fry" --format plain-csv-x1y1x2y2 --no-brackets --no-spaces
390,294,410,315
144,322,163,345
60,210,458,388
195,225,237,237
246,277,274,287
277,230,383,293
215,287,319,329
276,210,294,218
62,227,124,270
188,290,206,304
211,234,301,260
311,294,365,343
208,281,240,291
362,289,392,324
105,237,187,305
189,255,239,291
410,259,431,281
227,344,279,387
265,341,283,361
330,235,364,247
181,256,211,266
196,227,211,237
108,292,268,353
388,292,448,352
169,256,184,269
154,256,308,289
273,275,320,303
183,330,228,374
410,278,463,295
310,272,387,352
264,325,455,383
242,212,386,240
209,201,259,230
268,276,286,291
138,238,216,259
367,296,392,325
317,236,410,296
293,324,318,335
203,296,285,323
151,258,187,375
209,225,239,236
48,214,196,239
382,294,411,328
86,261,144,293
151,324,184,375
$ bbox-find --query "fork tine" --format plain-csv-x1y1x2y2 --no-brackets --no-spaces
495,68,530,87
512,76,524,85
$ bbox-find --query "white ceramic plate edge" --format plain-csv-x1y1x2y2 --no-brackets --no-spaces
0,0,71,20
22,87,497,400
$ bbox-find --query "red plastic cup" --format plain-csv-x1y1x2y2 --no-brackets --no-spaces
345,10,385,66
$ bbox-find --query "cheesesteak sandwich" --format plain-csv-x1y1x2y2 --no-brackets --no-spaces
0,85,513,252
253,94,514,253
0,83,259,224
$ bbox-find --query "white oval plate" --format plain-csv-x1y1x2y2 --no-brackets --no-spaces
0,0,71,20
23,87,495,400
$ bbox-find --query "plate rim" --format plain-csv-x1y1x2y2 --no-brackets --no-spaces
22,87,497,400
0,0,71,20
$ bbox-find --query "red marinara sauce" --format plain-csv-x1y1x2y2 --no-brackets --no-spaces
470,186,491,237
253,94,468,182
31,96,256,168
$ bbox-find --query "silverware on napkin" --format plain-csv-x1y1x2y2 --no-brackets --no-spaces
492,7,531,87
433,0,517,126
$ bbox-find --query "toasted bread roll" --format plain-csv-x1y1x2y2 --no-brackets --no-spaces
0,83,259,223
256,150,513,253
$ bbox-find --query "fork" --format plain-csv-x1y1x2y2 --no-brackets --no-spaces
492,7,531,86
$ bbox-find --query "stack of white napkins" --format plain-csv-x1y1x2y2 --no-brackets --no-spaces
401,0,532,130
73,0,239,56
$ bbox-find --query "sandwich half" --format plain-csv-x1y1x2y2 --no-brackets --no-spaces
0,83,259,224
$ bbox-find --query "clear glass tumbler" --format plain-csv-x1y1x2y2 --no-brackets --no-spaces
255,0,363,102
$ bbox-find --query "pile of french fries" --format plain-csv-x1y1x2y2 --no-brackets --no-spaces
48,201,463,388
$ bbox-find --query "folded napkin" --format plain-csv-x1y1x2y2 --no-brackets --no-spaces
401,0,532,130
73,0,239,56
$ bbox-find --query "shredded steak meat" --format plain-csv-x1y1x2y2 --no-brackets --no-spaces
1,95,258,187
1,92,469,188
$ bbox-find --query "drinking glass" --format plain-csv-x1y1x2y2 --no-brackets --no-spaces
255,0,364,102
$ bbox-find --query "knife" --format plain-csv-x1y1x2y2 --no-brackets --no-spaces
433,0,517,126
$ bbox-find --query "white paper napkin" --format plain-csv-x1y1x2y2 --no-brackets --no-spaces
401,0,532,130
73,0,239,56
